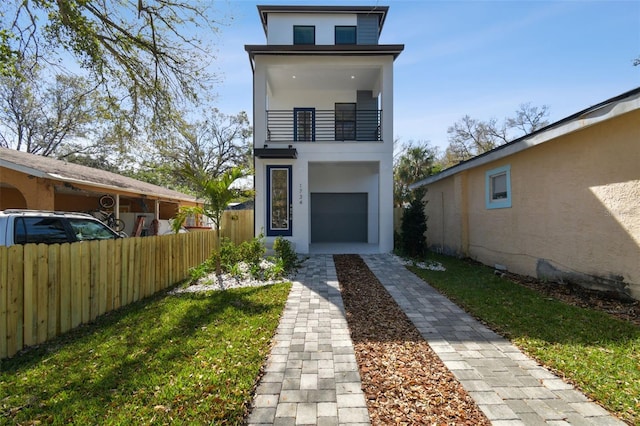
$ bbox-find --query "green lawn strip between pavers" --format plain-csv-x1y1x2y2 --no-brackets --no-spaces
409,252,639,425
1,283,291,425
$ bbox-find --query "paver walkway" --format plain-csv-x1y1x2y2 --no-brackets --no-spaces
248,254,626,425
247,255,369,426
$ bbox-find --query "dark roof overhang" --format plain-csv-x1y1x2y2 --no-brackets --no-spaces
254,148,298,159
245,44,404,61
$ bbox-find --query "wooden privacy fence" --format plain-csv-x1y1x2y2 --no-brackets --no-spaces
394,207,404,234
220,210,254,243
0,209,255,360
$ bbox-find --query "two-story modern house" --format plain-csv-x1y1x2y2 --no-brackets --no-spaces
245,5,403,253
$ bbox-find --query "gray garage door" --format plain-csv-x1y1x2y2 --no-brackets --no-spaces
310,193,367,243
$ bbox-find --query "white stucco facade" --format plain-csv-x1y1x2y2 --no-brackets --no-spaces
267,14,357,45
246,5,403,254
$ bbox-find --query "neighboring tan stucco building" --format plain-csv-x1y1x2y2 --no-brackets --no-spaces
0,148,202,235
411,87,640,301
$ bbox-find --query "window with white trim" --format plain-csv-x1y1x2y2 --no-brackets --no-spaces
485,165,512,209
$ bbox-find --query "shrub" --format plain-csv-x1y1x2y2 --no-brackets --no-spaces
189,234,299,284
263,259,286,281
219,234,266,276
399,193,427,258
273,236,299,273
238,234,266,267
393,230,402,253
219,238,238,267
188,253,217,282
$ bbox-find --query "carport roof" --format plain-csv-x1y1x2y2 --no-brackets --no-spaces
0,148,198,203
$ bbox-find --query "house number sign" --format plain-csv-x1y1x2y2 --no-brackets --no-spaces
299,184,303,204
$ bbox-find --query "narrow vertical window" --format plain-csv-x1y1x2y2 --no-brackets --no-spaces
485,165,512,209
294,108,315,141
335,26,356,44
335,103,356,140
267,165,292,236
293,26,315,45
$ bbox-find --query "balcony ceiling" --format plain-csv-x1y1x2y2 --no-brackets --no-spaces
266,65,380,93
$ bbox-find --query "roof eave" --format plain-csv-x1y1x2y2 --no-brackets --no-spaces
1,155,198,204
46,173,198,203
0,158,49,178
245,44,404,60
410,86,640,190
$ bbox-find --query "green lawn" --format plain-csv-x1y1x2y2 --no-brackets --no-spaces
0,283,291,425
409,252,639,425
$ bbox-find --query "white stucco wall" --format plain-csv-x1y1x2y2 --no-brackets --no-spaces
254,149,393,254
267,13,357,45
270,90,359,110
251,23,396,255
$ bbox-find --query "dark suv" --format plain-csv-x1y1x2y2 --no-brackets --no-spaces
0,209,121,246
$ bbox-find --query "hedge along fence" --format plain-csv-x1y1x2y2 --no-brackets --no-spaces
0,210,255,360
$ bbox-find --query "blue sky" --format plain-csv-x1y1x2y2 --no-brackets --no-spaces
210,0,639,151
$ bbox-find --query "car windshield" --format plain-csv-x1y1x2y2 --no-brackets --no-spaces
68,218,118,241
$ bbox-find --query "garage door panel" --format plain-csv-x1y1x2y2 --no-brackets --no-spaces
311,193,367,243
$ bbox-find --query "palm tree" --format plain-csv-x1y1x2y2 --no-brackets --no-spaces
394,142,440,207
172,166,253,274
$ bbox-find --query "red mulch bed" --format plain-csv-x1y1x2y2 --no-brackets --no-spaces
334,254,490,425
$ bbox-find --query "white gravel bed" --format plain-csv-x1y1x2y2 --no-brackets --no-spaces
169,273,291,294
391,253,446,271
169,259,297,295
169,254,444,295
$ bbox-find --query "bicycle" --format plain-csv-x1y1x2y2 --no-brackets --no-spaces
93,195,126,234
99,194,116,209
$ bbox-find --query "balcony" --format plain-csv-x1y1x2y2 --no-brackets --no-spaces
266,109,382,143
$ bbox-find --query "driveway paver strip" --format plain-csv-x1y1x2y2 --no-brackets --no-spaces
247,254,625,425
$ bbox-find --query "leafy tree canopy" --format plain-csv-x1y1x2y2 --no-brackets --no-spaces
0,0,222,125
113,109,252,194
443,103,550,167
393,140,441,207
0,62,105,156
169,109,253,186
0,3,255,193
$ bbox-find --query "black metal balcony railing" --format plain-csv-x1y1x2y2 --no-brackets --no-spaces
266,110,382,142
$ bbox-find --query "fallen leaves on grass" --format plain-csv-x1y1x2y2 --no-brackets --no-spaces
500,269,640,327
334,254,490,425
